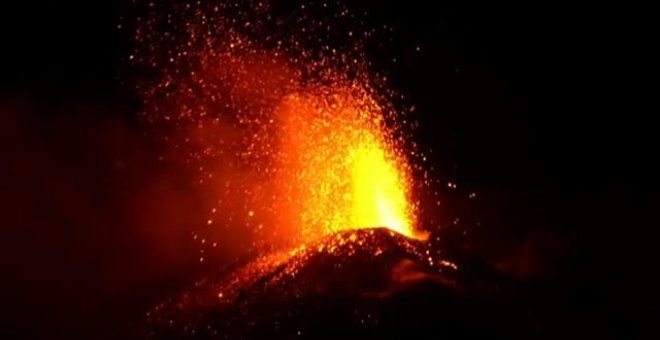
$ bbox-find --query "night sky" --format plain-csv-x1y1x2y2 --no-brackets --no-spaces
1,1,655,339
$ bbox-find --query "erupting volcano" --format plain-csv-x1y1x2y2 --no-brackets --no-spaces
129,1,462,338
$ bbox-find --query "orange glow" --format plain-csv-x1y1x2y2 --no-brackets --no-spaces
132,1,429,256
134,7,460,330
274,91,422,242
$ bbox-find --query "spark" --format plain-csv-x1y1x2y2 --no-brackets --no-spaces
133,1,429,252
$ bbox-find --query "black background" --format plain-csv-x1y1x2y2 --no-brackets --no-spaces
1,1,655,339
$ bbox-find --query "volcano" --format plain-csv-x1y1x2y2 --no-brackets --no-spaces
141,228,526,339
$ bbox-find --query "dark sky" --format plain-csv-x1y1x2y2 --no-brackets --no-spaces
1,1,655,339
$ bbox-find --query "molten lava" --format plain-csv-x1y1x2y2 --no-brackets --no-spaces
130,0,428,258
132,4,460,337
275,91,421,242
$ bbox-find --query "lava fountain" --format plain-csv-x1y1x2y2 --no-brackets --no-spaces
129,0,428,255
274,88,424,242
129,2,458,338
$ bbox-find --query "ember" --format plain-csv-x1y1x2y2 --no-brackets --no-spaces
131,0,429,257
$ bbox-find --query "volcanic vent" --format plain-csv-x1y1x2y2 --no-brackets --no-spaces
128,1,459,339
144,228,459,339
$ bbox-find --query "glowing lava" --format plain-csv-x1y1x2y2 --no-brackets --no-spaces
132,5,460,337
351,143,412,235
275,90,422,242
130,1,428,256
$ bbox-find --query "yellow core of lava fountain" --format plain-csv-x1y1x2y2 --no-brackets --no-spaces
351,143,410,235
275,91,424,242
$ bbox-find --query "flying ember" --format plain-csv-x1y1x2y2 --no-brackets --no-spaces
130,0,428,255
